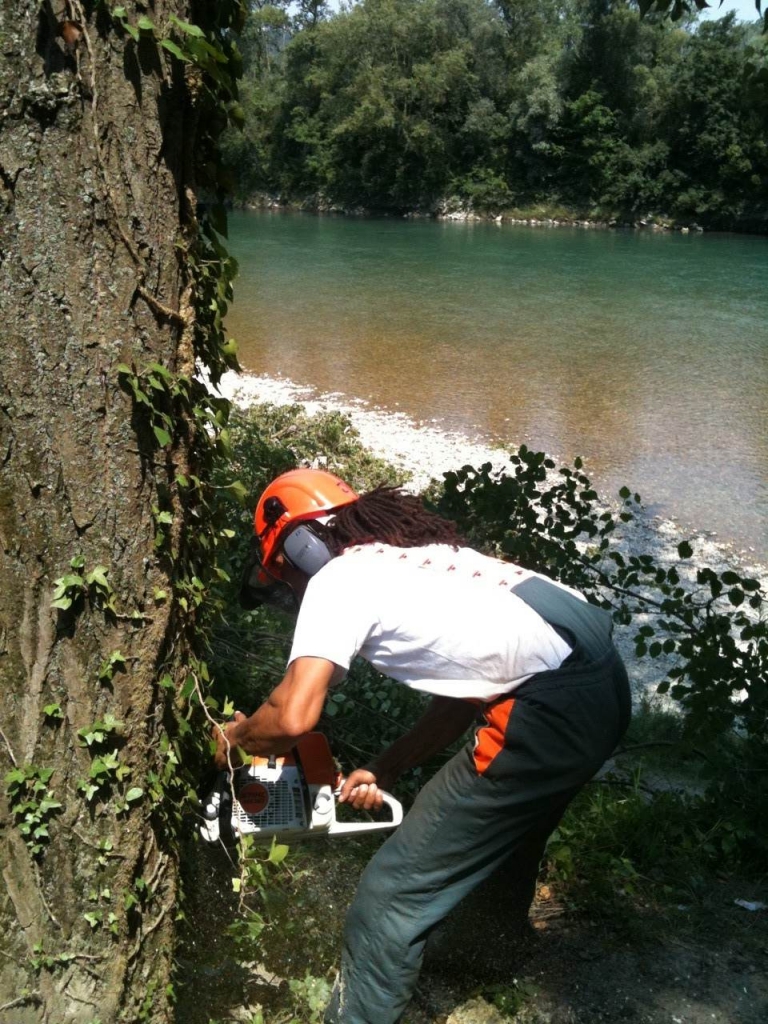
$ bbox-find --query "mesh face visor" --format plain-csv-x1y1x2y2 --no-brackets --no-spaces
238,536,297,613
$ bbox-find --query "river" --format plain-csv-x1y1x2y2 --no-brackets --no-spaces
225,210,768,557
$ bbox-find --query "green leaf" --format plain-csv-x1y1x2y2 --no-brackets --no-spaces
5,767,25,787
147,362,172,379
125,787,144,803
86,566,110,589
268,841,289,865
161,38,189,61
169,14,205,37
222,480,248,504
137,15,156,32
153,425,172,447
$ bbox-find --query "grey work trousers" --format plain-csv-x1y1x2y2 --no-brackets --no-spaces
325,579,631,1024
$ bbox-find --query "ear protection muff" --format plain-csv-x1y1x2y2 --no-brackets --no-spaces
281,523,333,577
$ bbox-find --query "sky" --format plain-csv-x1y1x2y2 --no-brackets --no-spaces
698,0,763,21
325,0,763,23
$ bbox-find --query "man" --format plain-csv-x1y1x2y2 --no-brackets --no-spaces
213,468,631,1024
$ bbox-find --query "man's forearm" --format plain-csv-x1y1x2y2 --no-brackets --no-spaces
216,657,340,764
227,697,301,758
369,696,477,781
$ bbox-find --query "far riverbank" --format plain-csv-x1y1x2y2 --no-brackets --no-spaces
245,193,720,235
241,187,768,236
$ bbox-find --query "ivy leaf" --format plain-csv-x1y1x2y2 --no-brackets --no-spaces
222,480,248,504
148,361,173,379
137,15,156,33
169,14,205,37
268,841,289,865
153,425,172,447
86,566,110,589
161,38,189,62
125,787,144,803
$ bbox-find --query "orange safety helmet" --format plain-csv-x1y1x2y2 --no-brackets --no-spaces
254,468,358,578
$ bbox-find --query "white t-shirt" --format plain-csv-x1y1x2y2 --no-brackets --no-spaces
288,543,583,701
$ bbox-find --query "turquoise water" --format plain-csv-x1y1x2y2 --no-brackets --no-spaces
226,211,768,556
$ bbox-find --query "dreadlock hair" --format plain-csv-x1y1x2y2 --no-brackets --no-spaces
326,486,465,553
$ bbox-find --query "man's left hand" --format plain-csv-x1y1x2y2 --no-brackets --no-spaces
212,710,247,770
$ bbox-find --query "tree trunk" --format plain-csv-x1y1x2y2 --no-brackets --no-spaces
0,2,227,1020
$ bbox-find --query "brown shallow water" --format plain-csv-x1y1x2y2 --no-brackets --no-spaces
226,211,768,556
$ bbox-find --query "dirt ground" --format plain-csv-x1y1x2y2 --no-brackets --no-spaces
409,876,768,1024
177,839,767,1024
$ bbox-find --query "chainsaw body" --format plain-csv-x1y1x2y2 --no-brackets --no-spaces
200,732,403,844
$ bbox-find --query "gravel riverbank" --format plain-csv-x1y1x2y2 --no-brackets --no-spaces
214,369,767,703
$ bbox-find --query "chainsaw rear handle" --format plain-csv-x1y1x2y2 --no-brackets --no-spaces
327,789,403,835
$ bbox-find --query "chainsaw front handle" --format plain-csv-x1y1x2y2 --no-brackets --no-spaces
327,789,404,835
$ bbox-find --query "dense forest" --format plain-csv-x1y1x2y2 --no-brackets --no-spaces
222,0,768,229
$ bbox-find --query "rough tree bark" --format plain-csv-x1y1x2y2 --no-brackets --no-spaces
0,2,233,1020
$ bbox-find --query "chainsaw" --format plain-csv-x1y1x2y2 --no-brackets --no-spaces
199,732,403,844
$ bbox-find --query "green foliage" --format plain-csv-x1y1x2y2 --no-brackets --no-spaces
545,754,765,911
431,453,767,864
539,707,767,907
5,765,62,857
225,0,768,228
287,973,334,1023
480,979,539,1018
51,556,116,614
